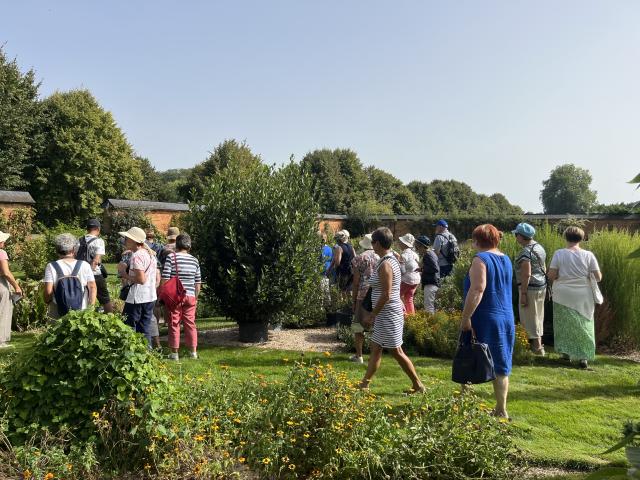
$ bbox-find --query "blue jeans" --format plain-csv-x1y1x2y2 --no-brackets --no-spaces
123,301,156,347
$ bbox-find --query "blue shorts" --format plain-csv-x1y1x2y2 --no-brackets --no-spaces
123,301,156,347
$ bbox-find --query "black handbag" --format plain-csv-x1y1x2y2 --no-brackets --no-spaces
451,330,496,385
119,284,131,301
362,287,373,312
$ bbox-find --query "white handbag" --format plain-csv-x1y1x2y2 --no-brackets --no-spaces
590,274,604,305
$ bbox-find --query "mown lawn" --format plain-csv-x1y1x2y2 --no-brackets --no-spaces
5,327,636,475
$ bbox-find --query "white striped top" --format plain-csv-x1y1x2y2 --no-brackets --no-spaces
161,252,202,297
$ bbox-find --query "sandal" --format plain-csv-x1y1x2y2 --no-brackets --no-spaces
357,380,371,391
404,385,426,396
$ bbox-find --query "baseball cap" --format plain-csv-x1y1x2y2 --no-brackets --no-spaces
86,218,101,229
512,223,536,238
433,219,448,228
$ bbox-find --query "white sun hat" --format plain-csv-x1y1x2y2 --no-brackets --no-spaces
0,231,9,243
399,233,415,248
119,226,147,244
359,233,373,250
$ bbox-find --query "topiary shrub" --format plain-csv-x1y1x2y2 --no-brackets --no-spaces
188,162,321,341
0,310,168,444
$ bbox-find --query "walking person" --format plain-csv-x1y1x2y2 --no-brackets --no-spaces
547,227,602,369
513,223,547,356
0,231,22,347
160,234,202,361
433,219,458,278
349,233,379,364
359,227,425,393
119,227,159,348
328,230,356,292
397,233,421,315
460,224,515,419
77,219,113,313
415,235,439,313
43,233,97,319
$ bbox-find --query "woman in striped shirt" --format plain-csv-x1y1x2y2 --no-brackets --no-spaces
360,227,425,394
160,234,202,361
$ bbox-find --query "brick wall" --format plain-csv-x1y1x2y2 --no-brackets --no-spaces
0,203,33,217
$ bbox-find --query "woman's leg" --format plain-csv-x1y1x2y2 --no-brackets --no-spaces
167,304,181,353
182,297,198,354
400,282,411,314
361,341,383,388
492,375,509,418
389,346,424,391
0,279,13,345
406,284,418,315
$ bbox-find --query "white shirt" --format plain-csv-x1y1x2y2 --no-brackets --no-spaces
43,259,95,311
400,248,421,285
82,234,106,275
127,248,158,304
549,248,600,279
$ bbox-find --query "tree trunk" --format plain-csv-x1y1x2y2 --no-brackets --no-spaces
238,321,269,343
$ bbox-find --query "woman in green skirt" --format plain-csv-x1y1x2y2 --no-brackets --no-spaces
548,227,602,369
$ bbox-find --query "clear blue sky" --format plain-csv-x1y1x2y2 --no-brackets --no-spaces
3,1,639,212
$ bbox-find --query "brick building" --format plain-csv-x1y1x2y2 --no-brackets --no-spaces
0,191,36,215
102,199,189,233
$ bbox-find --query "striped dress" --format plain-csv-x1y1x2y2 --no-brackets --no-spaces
371,253,404,348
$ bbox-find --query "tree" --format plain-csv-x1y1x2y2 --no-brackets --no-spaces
540,164,597,214
179,139,263,201
188,162,320,342
137,156,164,201
25,90,142,223
300,148,370,214
364,167,420,214
0,47,45,190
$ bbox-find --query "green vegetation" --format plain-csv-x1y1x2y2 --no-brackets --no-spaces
540,164,598,214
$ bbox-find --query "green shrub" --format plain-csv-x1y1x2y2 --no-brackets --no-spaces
12,279,48,331
279,274,328,328
103,208,155,261
2,207,35,258
0,310,168,444
17,235,49,279
188,163,321,330
337,324,371,353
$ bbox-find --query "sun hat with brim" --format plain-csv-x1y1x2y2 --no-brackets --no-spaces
0,231,9,243
512,223,536,238
415,235,431,247
399,233,415,248
119,227,147,244
359,234,373,250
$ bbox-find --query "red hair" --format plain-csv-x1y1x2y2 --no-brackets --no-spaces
472,224,501,249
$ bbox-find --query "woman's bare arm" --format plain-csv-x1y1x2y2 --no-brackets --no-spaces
460,257,487,331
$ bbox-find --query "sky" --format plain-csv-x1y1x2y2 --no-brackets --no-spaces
2,1,639,212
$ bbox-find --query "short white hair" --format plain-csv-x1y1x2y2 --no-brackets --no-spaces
54,233,77,255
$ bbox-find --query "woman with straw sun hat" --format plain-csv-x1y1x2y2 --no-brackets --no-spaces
0,231,21,348
397,233,421,316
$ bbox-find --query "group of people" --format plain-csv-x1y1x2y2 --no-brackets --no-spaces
323,221,602,419
0,220,203,361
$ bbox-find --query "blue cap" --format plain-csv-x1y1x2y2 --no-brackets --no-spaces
433,219,448,228
416,235,431,247
512,223,536,238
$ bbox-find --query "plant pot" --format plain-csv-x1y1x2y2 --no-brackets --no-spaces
326,313,338,327
336,312,352,327
627,446,640,468
238,321,269,343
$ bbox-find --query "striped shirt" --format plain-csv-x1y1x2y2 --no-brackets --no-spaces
161,252,202,297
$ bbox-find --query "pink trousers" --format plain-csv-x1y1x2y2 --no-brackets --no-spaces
400,282,419,315
167,296,198,349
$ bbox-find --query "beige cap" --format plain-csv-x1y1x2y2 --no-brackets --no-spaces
359,234,373,250
119,227,147,244
399,233,415,248
167,226,180,240
0,231,9,243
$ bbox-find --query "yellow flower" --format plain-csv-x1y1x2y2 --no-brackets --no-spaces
286,420,295,426
323,351,331,357
303,432,310,438
282,456,290,463
262,457,271,465
276,430,284,437
23,471,31,480
44,474,54,480
194,434,205,442
282,358,289,362
238,456,246,463
91,411,99,418
144,463,151,470
289,464,296,470
66,464,73,471
335,448,343,454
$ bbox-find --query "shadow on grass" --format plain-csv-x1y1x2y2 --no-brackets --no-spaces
509,382,640,403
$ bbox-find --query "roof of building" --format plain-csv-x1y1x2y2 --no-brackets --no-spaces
102,199,189,212
0,191,36,204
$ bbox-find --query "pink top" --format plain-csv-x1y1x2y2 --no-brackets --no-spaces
0,249,8,262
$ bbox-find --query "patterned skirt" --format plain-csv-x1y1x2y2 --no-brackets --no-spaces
552,278,596,361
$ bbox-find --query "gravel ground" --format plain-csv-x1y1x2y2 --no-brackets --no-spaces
198,326,348,353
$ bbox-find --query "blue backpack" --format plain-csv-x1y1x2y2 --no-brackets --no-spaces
51,260,85,316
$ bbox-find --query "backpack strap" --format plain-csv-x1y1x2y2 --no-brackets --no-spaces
172,252,180,277
51,261,64,278
71,259,83,277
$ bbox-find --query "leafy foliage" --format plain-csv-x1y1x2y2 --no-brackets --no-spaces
0,47,45,190
25,89,143,224
540,164,598,214
188,162,321,325
12,280,48,331
104,208,155,261
0,310,169,444
0,207,35,258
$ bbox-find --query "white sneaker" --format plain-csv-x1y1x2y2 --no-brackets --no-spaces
167,352,179,361
189,352,198,359
349,355,364,364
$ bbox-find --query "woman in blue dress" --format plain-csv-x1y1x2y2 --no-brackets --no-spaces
461,224,515,419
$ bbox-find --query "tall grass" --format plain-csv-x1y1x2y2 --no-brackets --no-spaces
499,222,565,265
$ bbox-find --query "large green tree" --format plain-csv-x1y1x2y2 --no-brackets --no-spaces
364,166,420,214
179,139,263,201
540,164,598,214
0,48,45,190
137,156,164,201
26,89,142,223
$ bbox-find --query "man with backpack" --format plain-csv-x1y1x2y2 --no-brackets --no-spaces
433,219,459,278
77,219,113,313
43,233,96,319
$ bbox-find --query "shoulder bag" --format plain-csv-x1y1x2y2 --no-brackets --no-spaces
590,273,604,305
158,252,187,309
451,330,496,385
